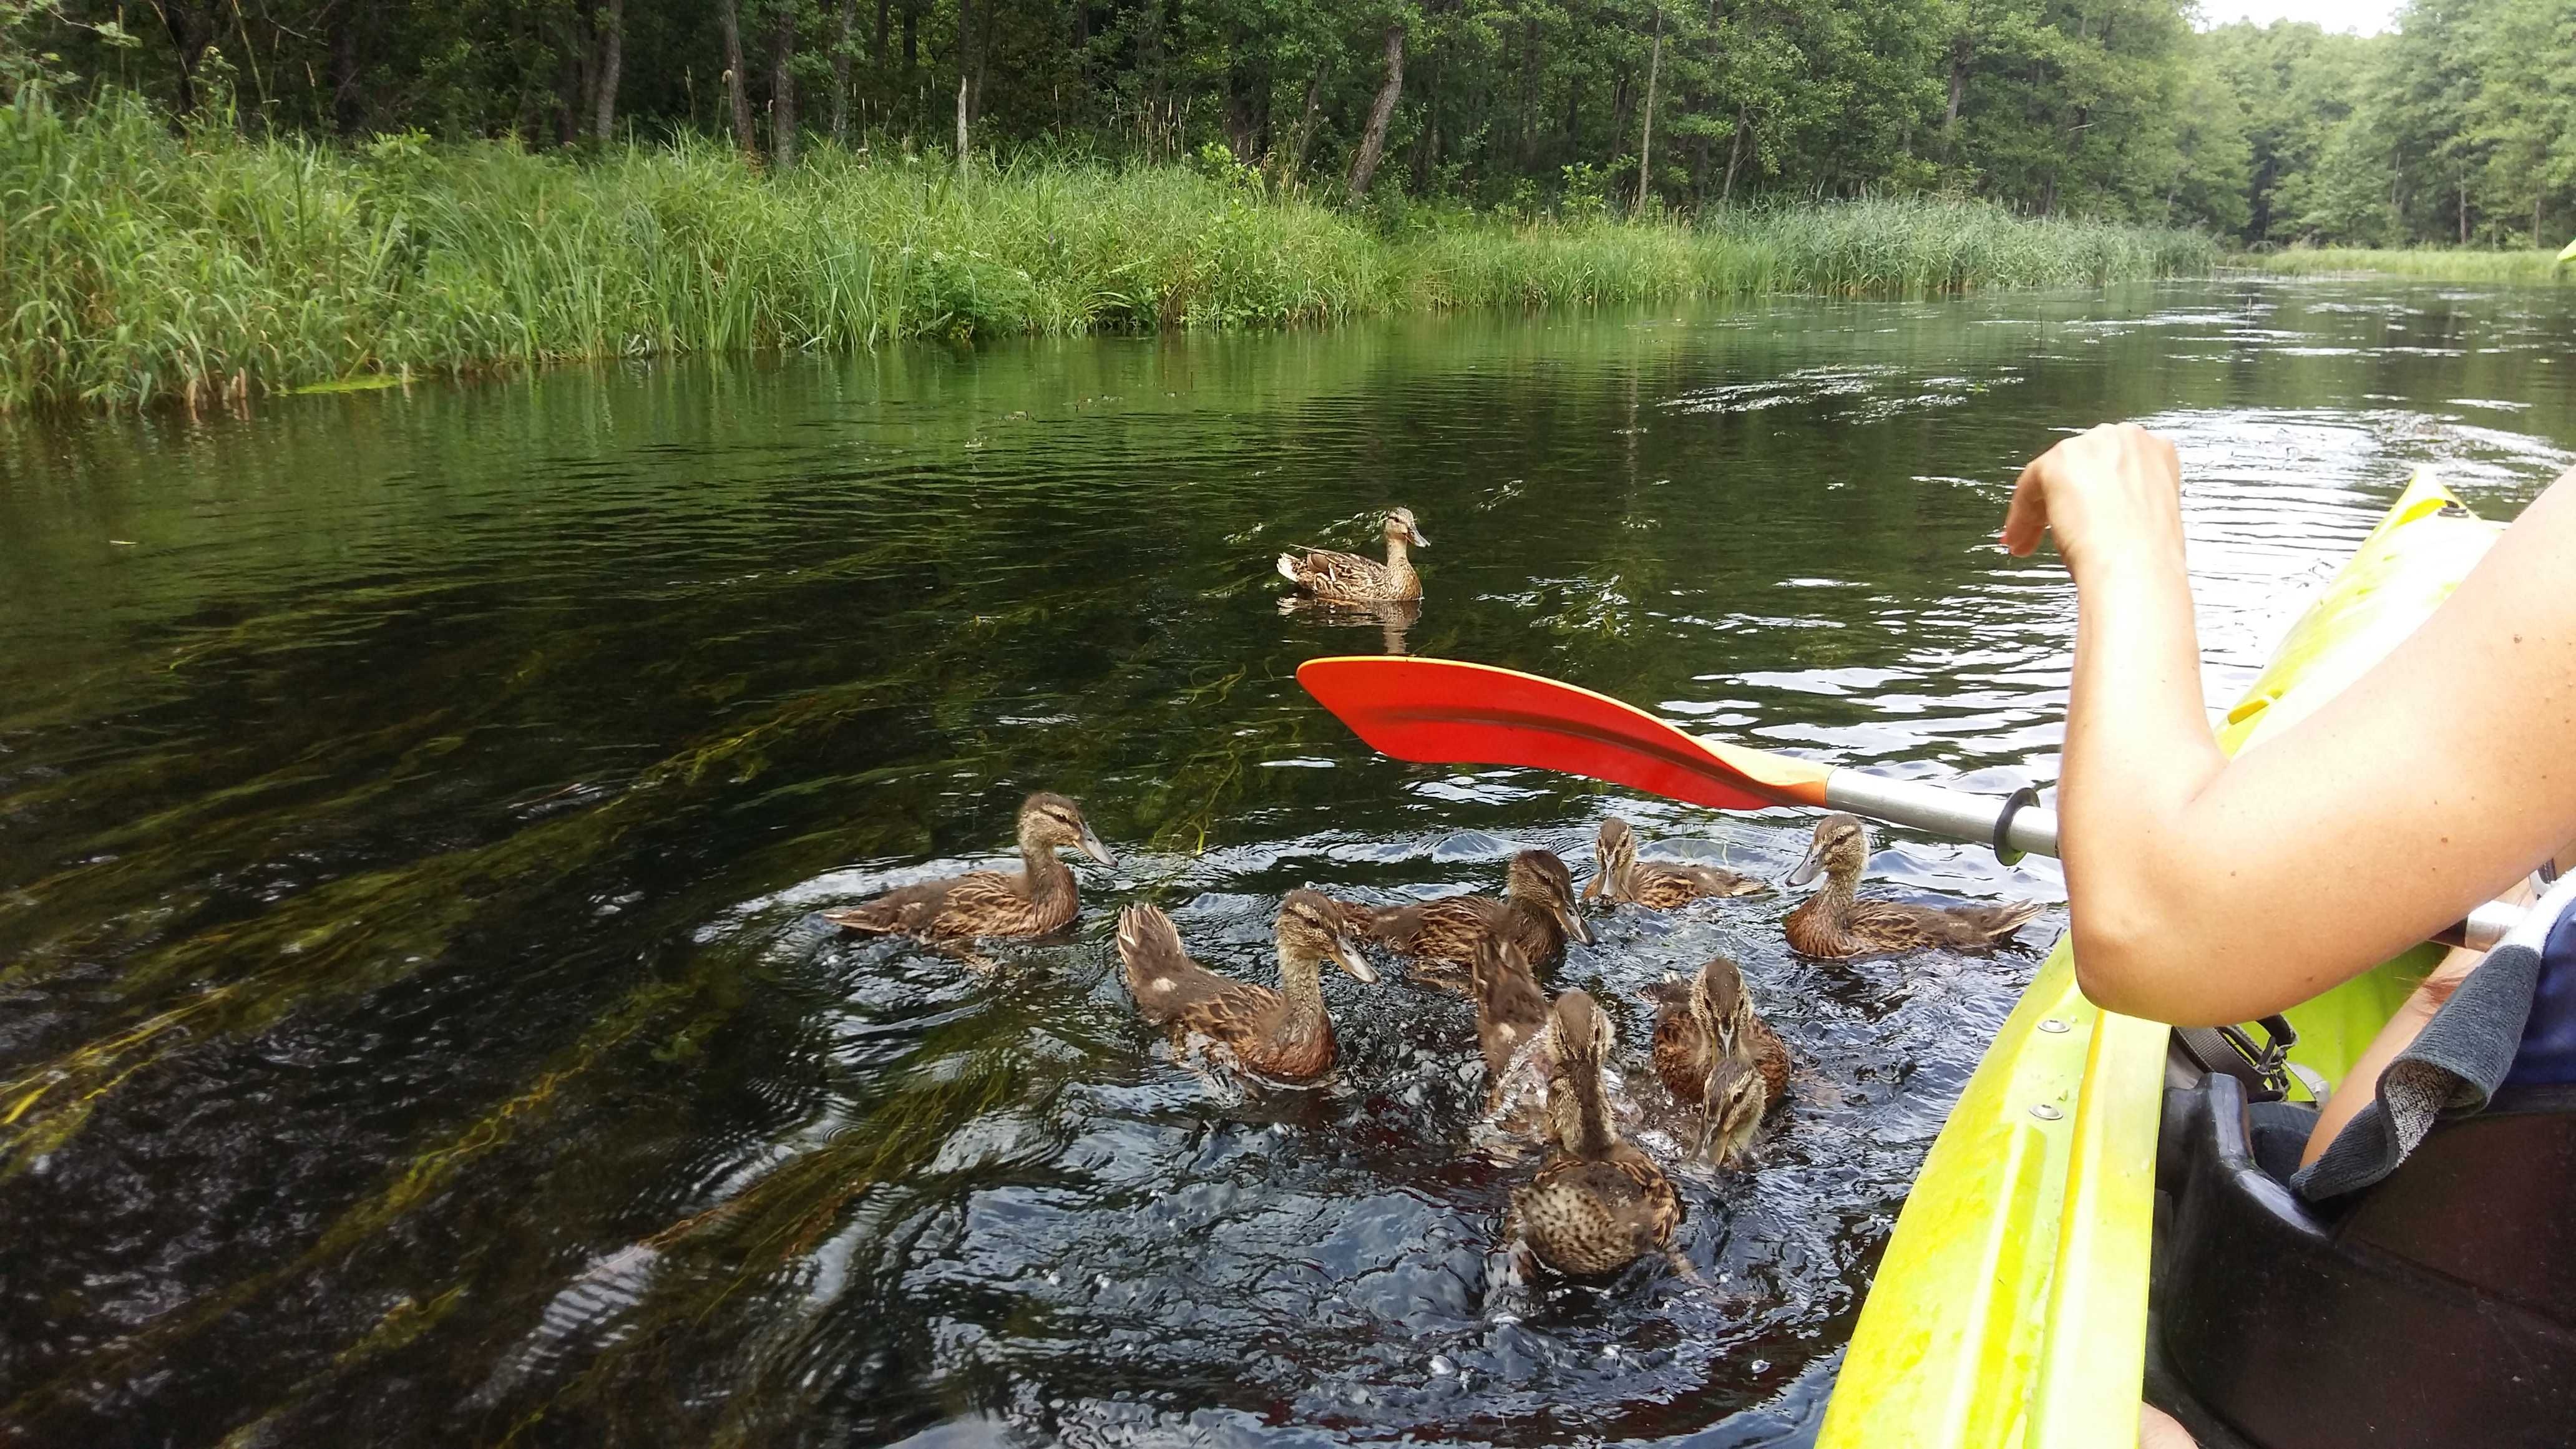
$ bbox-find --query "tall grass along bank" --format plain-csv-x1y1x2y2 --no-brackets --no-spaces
2232,247,2576,284
1,93,2216,412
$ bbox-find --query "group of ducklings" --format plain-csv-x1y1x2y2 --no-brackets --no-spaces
826,790,2039,1282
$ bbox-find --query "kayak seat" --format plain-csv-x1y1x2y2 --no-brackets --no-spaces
2158,1068,2576,1448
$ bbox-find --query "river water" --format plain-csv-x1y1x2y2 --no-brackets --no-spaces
2,281,2572,1447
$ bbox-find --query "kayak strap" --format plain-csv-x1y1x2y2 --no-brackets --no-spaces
2172,1015,2300,1103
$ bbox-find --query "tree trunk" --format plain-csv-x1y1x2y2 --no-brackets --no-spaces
1943,34,1971,151
955,73,970,182
1345,23,1407,199
593,0,625,140
956,0,979,128
832,0,856,143
1635,1,1664,213
1720,104,1750,202
770,5,799,167
716,0,759,159
2459,173,2469,245
329,0,369,136
1286,61,1328,181
156,0,220,116
2537,195,2546,248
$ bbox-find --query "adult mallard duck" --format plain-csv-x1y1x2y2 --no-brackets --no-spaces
1508,990,1683,1277
824,792,1114,940
1276,508,1428,603
1113,890,1377,1084
1584,816,1765,908
1334,849,1592,988
1780,813,2040,959
1646,955,1788,1163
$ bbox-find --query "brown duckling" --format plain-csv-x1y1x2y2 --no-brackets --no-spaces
1113,891,1377,1084
824,792,1114,941
1334,849,1593,989
1276,508,1428,603
1584,816,1766,908
1508,990,1684,1277
1647,954,1792,1108
1695,1054,1770,1166
1782,813,2041,959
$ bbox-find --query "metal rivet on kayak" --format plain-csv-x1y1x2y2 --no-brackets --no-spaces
2030,1103,2064,1121
2038,1018,2069,1033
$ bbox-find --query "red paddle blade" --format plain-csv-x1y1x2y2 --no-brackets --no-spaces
1295,656,1833,813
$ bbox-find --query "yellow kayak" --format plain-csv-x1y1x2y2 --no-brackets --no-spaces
1817,471,2504,1448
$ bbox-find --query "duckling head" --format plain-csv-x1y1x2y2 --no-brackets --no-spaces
1383,507,1429,548
1589,817,1638,902
1020,792,1116,866
1508,848,1594,945
1277,887,1377,983
1699,1052,1768,1163
1784,812,1868,890
1690,954,1747,1056
1548,987,1618,1070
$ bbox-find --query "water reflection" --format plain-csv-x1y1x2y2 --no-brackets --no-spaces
1,281,2572,1446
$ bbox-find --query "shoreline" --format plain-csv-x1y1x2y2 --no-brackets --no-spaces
4,94,2218,414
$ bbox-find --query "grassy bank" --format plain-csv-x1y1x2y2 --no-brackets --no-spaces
2232,246,2576,283
1,91,2217,412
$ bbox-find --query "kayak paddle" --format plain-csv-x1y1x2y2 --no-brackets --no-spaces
1294,655,2527,950
1294,655,2058,859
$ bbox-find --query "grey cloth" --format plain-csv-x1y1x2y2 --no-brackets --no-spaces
2292,938,2544,1202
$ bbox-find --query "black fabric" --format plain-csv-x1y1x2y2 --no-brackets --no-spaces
2292,939,2542,1200
2244,1100,2317,1184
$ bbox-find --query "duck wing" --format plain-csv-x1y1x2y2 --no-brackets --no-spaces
1279,547,1395,601
1647,862,1767,902
1115,907,1263,1027
826,869,1031,939
1745,1015,1793,1103
1848,897,2041,952
1652,1008,1713,1105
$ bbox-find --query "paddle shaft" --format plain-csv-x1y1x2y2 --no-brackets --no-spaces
1827,769,2056,860
1827,768,2522,949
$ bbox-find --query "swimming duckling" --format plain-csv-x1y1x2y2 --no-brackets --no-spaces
1646,955,1789,1163
1508,990,1683,1277
1647,954,1792,1101
1113,890,1377,1083
1695,1054,1769,1166
1780,813,2041,959
824,792,1114,940
1276,508,1428,603
1584,816,1766,908
1335,849,1593,988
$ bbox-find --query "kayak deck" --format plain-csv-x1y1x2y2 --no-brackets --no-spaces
1817,471,2502,1448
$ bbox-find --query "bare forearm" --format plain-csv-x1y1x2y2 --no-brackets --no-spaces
2059,554,2230,1014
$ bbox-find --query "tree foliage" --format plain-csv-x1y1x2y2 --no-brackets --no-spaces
7,0,2566,244
3,0,2261,225
2206,0,2576,248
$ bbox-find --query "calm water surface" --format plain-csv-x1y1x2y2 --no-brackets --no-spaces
3,281,2572,1447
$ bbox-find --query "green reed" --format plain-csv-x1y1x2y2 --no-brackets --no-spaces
2231,246,2576,284
0,88,2217,412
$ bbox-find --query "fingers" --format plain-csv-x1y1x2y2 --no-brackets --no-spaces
2001,452,2052,557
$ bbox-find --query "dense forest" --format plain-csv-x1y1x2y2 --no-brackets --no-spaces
0,0,2559,243
3,0,2570,245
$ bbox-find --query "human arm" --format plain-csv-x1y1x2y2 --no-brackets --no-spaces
2006,427,2576,1026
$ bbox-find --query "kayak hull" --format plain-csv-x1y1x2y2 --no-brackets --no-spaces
1818,471,2502,1448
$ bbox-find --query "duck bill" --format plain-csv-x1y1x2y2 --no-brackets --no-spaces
1556,903,1594,946
1332,938,1378,984
1784,838,1830,888
1077,824,1116,867
1407,527,1430,548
